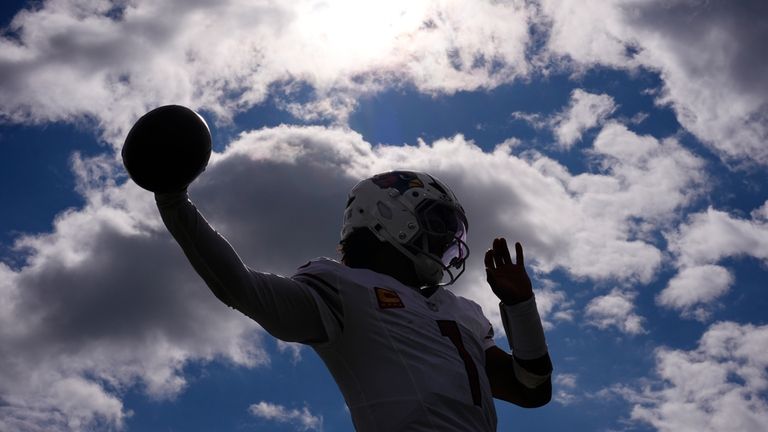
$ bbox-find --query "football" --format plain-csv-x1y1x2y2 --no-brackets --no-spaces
122,105,212,193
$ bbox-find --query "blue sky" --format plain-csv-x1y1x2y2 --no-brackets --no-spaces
1,1,767,431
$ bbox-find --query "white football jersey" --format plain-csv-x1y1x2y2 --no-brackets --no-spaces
293,258,497,432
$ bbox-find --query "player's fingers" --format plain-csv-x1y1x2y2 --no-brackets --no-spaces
500,238,513,265
515,242,525,267
492,238,505,267
484,248,495,269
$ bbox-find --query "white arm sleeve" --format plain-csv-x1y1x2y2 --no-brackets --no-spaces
155,192,342,344
499,297,548,360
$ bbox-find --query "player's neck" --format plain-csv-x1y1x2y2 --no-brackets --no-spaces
344,248,422,290
375,248,423,289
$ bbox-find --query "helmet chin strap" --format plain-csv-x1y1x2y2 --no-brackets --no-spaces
367,226,467,289
412,254,444,287
411,229,469,289
396,243,467,289
412,250,468,289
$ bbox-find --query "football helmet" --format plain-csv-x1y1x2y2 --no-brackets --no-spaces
341,171,469,287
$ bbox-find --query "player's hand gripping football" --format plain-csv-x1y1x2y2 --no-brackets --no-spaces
485,238,533,305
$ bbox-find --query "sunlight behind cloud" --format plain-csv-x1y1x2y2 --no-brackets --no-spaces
295,0,428,71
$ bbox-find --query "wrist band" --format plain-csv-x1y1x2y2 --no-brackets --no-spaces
155,191,189,208
499,297,547,360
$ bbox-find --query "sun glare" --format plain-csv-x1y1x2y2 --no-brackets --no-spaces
296,0,430,68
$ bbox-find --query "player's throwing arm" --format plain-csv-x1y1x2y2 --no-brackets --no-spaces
122,105,335,344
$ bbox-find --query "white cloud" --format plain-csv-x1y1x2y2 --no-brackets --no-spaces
552,89,616,149
584,289,646,335
0,156,270,430
511,88,617,149
510,111,547,129
660,202,768,319
555,122,705,282
752,202,768,221
625,321,768,432
0,376,127,432
539,0,768,165
0,0,533,141
657,265,734,321
534,284,575,330
249,401,323,431
554,373,578,406
538,0,638,71
276,340,304,365
536,277,580,328
2,0,765,170
666,204,768,269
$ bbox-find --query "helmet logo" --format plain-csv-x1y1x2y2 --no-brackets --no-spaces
372,171,424,193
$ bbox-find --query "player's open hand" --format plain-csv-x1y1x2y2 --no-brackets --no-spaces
485,238,533,305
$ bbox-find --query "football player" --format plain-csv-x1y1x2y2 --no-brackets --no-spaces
156,170,552,431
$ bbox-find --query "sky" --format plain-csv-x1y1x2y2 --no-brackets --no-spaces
0,0,767,431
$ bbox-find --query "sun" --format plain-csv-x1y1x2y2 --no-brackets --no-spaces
294,0,430,70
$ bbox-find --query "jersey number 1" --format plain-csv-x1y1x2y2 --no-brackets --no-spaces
437,320,482,406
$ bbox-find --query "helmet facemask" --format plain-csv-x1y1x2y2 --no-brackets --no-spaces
406,199,470,287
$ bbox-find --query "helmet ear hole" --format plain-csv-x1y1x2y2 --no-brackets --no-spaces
377,201,393,219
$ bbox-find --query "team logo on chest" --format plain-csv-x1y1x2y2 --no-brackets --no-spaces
374,287,405,309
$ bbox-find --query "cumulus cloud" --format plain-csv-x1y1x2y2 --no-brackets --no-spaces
0,0,533,141
553,122,705,280
538,0,638,70
551,89,616,149
0,157,271,431
660,202,768,319
553,373,578,406
624,321,768,432
0,375,127,432
657,265,734,321
666,204,768,268
752,202,768,221
539,0,768,165
584,289,646,335
276,340,304,365
248,401,323,431
532,281,575,329
511,88,617,149
6,0,764,168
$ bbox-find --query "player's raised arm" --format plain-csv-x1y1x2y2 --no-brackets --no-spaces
122,105,338,345
483,238,553,408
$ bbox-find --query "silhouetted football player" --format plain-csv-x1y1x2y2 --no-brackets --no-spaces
155,170,552,431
